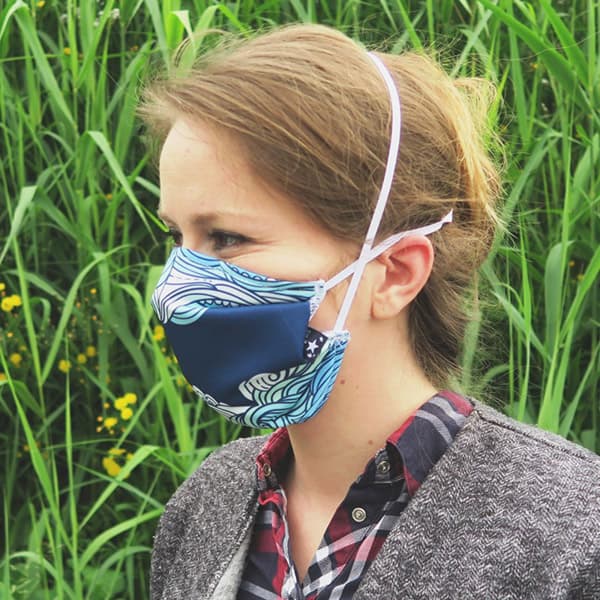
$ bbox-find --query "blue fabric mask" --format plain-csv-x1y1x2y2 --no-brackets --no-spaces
151,53,453,428
151,248,349,428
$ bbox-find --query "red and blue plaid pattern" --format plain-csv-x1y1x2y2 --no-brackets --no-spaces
237,391,473,599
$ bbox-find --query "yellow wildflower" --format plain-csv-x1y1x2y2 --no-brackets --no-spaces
9,353,22,367
0,373,6,382
0,283,5,291
152,324,165,341
126,453,134,461
76,353,87,365
120,407,133,420
104,416,118,429
37,0,45,7
1,295,22,312
123,392,137,404
63,47,72,56
109,447,126,456
90,288,97,295
114,396,128,411
102,456,121,477
58,359,71,373
105,193,113,201
114,392,137,411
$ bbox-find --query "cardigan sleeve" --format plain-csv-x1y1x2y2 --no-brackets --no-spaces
569,548,600,600
149,436,265,600
150,462,212,600
150,500,183,600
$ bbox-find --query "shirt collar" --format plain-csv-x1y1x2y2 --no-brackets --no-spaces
254,390,473,496
387,390,473,494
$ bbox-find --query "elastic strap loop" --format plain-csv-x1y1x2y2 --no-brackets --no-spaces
332,52,402,332
325,210,453,292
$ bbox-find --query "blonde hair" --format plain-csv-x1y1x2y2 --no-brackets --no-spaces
139,24,502,387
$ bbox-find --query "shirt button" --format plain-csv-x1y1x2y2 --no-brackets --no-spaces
377,460,390,474
352,507,367,523
262,463,272,477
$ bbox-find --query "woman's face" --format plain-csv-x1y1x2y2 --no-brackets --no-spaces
158,118,364,332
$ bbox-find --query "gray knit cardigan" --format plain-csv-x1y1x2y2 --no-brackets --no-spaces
151,401,600,599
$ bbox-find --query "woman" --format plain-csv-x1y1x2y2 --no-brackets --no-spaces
140,24,600,599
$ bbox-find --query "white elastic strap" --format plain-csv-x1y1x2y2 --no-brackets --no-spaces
332,52,402,333
325,209,453,291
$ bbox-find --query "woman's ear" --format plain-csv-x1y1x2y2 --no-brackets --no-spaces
371,236,434,320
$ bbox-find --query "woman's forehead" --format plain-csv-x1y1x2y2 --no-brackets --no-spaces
158,120,315,230
159,120,234,175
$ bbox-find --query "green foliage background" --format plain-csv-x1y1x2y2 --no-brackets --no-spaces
0,0,598,597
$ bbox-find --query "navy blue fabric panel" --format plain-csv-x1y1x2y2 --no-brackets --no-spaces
164,301,310,404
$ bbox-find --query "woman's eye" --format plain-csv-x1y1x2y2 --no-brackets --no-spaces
167,228,182,246
209,230,247,251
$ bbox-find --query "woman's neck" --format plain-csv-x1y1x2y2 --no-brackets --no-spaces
284,333,437,504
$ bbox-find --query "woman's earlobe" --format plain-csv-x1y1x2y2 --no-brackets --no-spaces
371,237,434,320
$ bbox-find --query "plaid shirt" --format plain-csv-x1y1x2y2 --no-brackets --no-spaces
237,391,473,599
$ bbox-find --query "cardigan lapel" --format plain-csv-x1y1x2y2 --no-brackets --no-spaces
192,480,259,599
210,527,255,600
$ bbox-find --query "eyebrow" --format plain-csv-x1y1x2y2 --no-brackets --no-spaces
156,209,262,228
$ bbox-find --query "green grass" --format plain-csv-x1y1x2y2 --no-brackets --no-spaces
0,0,598,597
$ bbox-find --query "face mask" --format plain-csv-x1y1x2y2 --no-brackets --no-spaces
151,52,453,428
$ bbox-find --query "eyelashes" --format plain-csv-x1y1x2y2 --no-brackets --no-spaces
165,228,250,252
209,230,250,251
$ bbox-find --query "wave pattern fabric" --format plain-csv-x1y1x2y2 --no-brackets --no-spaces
151,247,348,428
203,336,348,429
152,247,325,325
